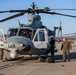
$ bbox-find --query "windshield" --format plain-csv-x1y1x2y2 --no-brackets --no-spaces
18,28,33,40
7,28,18,37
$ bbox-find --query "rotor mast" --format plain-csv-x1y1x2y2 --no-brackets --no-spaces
31,2,36,14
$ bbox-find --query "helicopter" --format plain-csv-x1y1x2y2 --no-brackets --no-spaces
0,2,76,62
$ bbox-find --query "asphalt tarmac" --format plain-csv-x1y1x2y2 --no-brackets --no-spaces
0,42,76,75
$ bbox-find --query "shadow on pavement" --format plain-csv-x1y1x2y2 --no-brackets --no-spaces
54,52,76,62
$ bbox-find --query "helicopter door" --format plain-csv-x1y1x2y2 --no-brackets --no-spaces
32,28,48,49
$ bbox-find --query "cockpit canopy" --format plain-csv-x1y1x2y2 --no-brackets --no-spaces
7,28,18,37
7,27,33,40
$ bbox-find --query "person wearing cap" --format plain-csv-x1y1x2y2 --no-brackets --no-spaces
61,38,72,62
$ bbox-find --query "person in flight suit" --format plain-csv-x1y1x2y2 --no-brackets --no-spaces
61,38,72,62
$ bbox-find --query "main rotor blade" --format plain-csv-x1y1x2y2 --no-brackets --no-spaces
0,8,49,14
0,8,48,13
50,9,76,11
41,11,76,18
1,8,76,13
0,12,25,22
0,9,29,13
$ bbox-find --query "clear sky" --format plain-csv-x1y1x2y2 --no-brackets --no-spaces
0,0,76,35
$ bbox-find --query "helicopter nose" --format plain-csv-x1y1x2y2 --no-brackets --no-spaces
4,36,33,51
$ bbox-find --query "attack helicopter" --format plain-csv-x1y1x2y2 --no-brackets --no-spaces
0,2,76,61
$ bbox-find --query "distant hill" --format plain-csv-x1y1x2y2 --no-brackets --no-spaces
56,34,76,40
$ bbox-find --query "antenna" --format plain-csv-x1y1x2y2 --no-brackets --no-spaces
18,20,21,26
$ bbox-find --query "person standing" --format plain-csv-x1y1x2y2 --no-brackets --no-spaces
0,48,4,62
61,38,72,62
49,37,55,57
0,39,4,62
